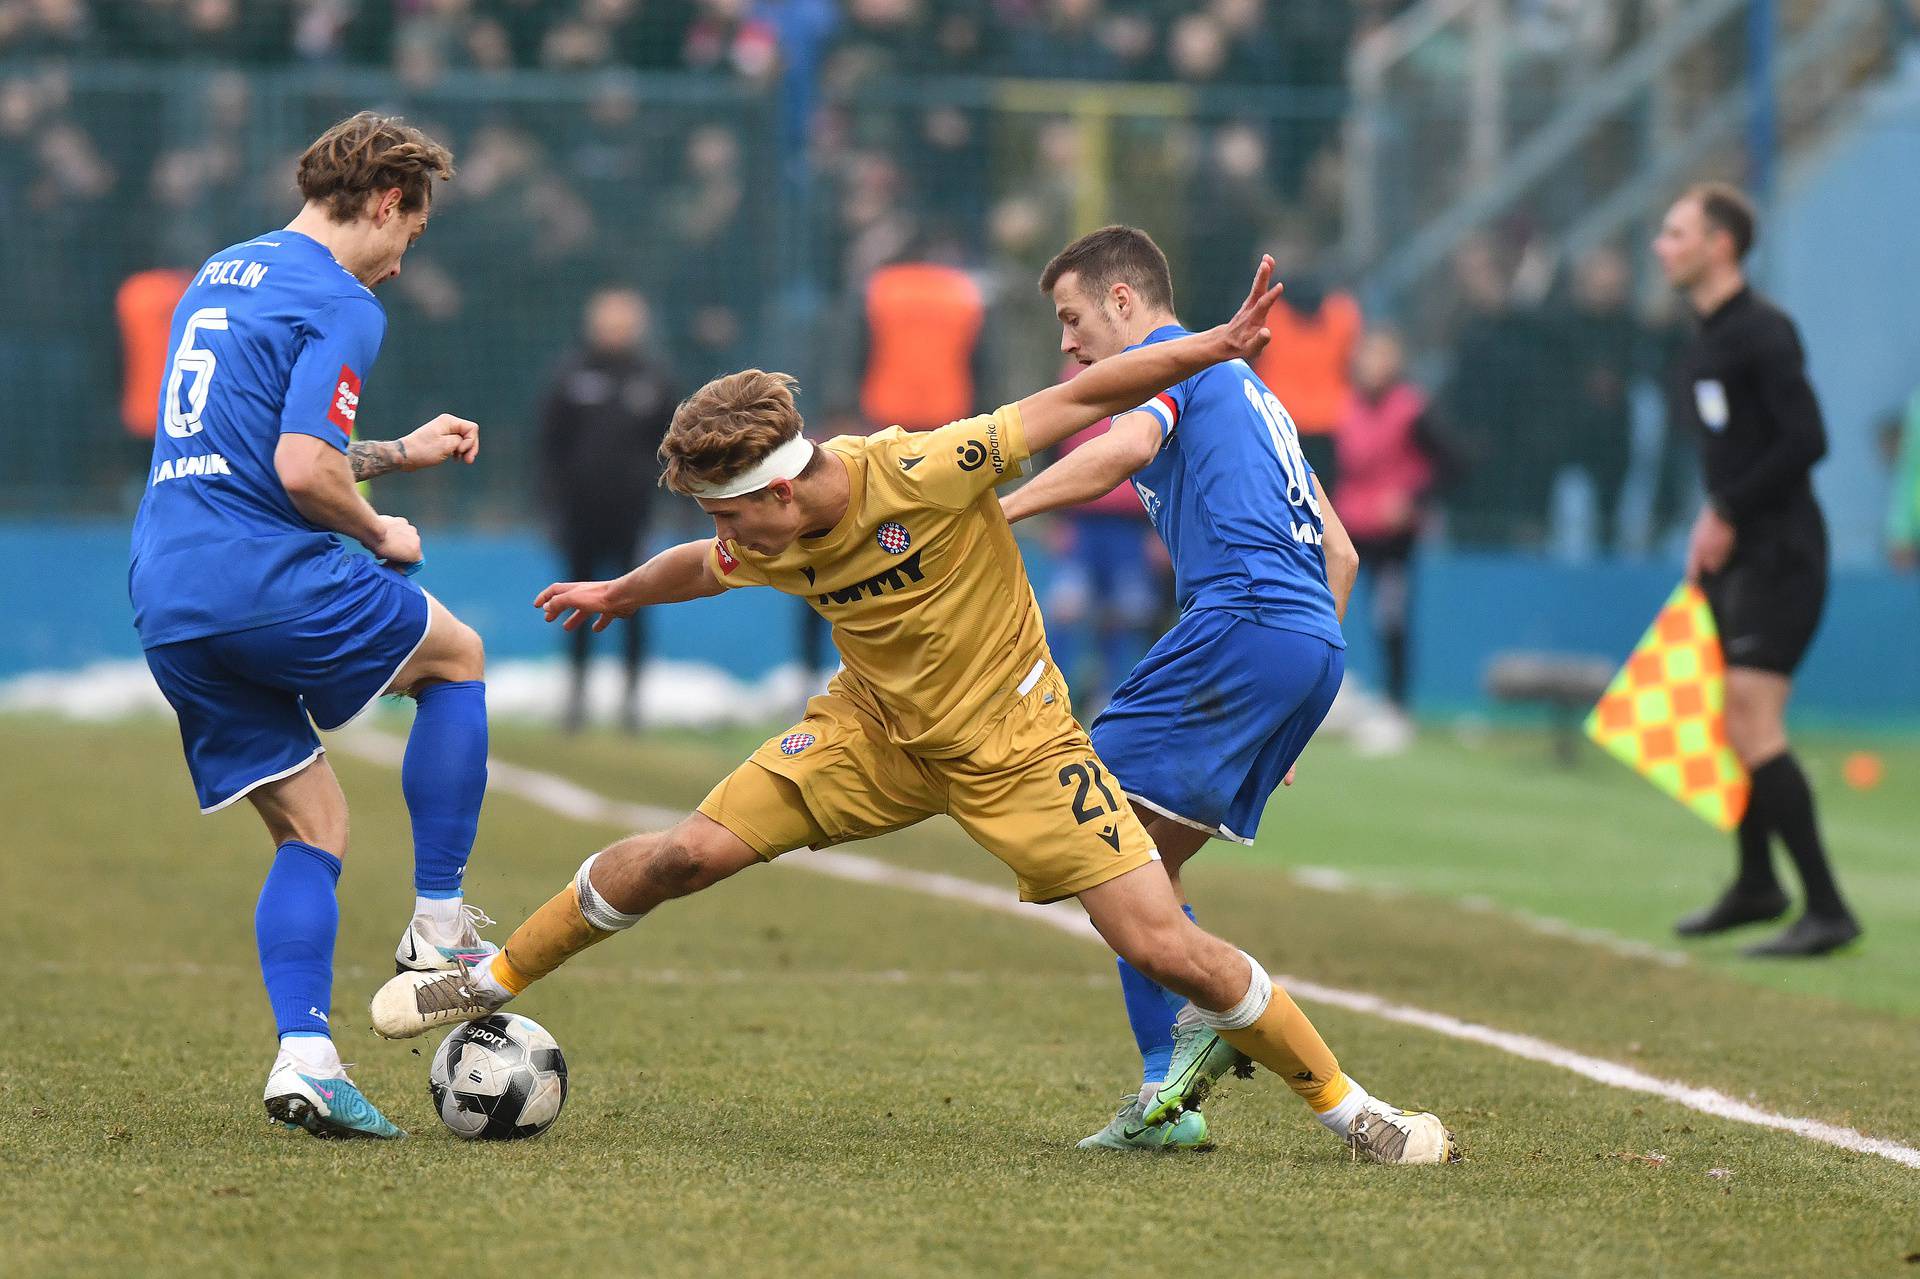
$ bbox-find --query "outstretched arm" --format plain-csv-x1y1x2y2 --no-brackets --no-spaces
1015,256,1285,455
348,413,480,481
1000,412,1161,523
535,538,727,632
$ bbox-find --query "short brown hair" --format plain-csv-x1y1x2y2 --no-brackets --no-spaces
296,111,454,223
1686,181,1757,259
1039,225,1175,312
660,369,805,495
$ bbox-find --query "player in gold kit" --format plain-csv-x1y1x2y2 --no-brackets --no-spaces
370,258,1458,1162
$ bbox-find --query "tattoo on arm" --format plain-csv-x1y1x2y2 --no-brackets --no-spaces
348,438,408,481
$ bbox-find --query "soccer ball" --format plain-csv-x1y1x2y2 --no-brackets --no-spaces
428,1013,569,1141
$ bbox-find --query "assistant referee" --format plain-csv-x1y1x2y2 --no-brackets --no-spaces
1652,182,1859,957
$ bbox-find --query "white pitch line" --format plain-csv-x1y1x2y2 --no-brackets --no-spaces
1298,867,1691,968
335,731,1920,1171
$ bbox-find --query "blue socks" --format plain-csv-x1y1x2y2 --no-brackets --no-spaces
403,679,488,898
255,841,342,1039
1116,903,1197,1089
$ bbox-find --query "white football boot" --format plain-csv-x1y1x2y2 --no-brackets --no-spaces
1345,1098,1461,1164
370,962,508,1039
394,903,499,975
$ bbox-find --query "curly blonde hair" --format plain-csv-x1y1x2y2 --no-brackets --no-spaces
660,370,808,496
296,111,455,223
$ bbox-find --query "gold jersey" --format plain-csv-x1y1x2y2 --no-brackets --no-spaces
708,405,1046,758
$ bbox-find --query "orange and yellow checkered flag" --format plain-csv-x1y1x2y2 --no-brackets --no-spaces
1584,582,1750,831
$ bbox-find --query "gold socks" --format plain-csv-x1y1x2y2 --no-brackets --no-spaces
489,882,615,995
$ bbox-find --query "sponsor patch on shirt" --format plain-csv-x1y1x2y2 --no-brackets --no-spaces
716,540,740,574
328,364,362,436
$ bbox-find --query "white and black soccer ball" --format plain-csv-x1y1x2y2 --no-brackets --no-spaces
428,1013,568,1141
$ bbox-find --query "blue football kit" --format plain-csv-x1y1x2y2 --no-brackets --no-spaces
1080,323,1349,1102
132,226,491,1067
131,231,430,813
1088,324,1346,845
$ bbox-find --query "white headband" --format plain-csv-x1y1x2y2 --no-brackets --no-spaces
683,435,816,500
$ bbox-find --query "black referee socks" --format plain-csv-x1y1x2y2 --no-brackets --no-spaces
1748,753,1850,920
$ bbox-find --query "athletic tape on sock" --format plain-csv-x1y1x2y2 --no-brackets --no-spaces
574,853,644,932
1197,951,1274,1032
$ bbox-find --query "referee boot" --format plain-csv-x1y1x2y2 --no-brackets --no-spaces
1673,883,1789,937
1743,911,1862,958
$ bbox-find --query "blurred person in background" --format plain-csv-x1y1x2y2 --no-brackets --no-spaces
982,195,1066,403
1654,182,1858,957
1250,226,1361,489
115,263,192,437
1335,330,1449,748
1883,393,1920,572
857,226,986,433
1185,123,1280,323
1553,245,1647,551
1040,371,1165,712
789,225,988,701
540,287,676,733
662,122,752,375
1442,234,1556,545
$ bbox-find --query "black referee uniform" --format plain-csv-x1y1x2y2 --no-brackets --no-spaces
1675,287,1828,672
1671,286,1858,953
538,348,675,731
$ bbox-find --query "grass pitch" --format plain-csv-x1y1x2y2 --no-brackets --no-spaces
2,713,1916,1277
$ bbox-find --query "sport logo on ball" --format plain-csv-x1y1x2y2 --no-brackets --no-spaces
876,521,911,555
780,731,816,755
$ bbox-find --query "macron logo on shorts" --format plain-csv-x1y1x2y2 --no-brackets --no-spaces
327,365,361,436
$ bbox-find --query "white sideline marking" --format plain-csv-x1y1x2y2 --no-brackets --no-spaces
1297,867,1691,968
335,732,1920,1171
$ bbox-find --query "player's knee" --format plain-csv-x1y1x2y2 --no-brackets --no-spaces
261,806,348,858
441,616,485,681
645,829,730,898
1118,928,1206,995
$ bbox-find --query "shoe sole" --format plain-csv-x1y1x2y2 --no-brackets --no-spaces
1743,934,1864,959
1077,1140,1217,1153
1674,900,1791,937
264,1093,401,1141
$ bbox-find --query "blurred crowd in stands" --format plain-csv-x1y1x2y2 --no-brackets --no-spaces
0,0,1412,86
11,0,1907,585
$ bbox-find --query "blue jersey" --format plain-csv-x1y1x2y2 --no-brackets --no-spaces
129,231,387,647
1122,324,1343,646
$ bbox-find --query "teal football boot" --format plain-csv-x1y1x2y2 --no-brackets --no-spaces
1142,1020,1252,1126
1077,1096,1212,1152
264,1062,405,1140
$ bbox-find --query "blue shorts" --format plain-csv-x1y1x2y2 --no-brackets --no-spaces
1090,609,1343,845
144,556,431,813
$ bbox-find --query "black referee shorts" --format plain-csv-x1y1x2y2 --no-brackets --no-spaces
1701,520,1828,676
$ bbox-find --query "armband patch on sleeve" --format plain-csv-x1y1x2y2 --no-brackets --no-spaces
716,540,740,574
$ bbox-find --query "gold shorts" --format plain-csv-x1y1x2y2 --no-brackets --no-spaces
696,666,1157,903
